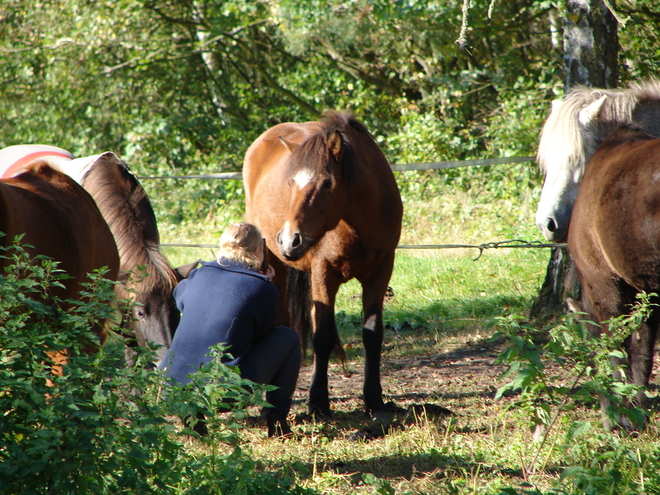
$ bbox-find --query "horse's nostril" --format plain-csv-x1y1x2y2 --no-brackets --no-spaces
276,231,282,245
292,233,302,248
547,218,558,232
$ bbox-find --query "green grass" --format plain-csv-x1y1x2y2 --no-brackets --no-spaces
333,248,548,361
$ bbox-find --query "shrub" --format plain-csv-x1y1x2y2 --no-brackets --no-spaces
0,239,315,494
494,295,654,494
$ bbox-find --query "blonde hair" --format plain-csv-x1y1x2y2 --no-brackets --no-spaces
216,222,263,271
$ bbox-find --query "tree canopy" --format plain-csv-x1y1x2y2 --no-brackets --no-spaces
1,0,658,175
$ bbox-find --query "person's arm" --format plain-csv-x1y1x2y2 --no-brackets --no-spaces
172,278,189,313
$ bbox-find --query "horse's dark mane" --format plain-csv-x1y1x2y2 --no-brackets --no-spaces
600,123,655,148
292,111,367,184
83,156,179,297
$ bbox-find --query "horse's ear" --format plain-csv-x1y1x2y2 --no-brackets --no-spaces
279,136,300,153
328,130,343,160
175,260,201,281
578,94,607,127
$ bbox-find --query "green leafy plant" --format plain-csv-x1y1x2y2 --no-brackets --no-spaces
0,238,316,494
494,294,655,492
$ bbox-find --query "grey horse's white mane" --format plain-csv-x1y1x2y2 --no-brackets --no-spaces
537,79,660,176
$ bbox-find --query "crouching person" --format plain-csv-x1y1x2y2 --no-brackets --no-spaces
160,222,301,437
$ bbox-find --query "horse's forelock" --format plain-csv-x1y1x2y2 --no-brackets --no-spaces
287,114,358,185
142,243,180,294
537,81,660,176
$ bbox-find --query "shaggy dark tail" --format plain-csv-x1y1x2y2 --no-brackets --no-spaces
286,268,345,363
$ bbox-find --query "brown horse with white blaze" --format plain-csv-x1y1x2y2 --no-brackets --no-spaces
243,111,403,417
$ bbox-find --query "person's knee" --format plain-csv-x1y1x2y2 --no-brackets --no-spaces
276,326,301,351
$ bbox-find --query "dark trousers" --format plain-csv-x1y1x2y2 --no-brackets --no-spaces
238,325,301,417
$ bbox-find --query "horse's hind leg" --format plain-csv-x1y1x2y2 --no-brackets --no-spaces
581,278,656,431
603,315,657,432
626,308,658,409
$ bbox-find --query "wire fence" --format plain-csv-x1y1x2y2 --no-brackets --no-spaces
148,155,551,253
136,156,536,181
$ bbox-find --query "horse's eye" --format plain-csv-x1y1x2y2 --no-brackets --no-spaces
135,308,146,320
322,179,332,189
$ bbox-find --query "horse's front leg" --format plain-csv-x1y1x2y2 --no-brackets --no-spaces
308,267,342,417
359,253,396,415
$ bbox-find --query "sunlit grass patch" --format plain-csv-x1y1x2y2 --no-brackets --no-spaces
333,249,548,361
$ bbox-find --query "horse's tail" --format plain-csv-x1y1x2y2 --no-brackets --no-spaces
286,268,345,363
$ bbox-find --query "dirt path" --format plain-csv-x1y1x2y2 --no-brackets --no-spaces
292,337,508,419
291,335,660,432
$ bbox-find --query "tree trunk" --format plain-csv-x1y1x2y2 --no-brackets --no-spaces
530,246,580,319
563,0,619,89
531,0,619,320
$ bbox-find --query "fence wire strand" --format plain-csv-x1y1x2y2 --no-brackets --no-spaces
152,155,547,254
161,239,566,256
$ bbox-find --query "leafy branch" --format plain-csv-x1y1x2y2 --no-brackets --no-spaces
494,293,655,478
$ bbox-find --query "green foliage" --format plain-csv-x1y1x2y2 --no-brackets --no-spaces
494,294,657,494
0,240,316,494
2,0,657,234
496,294,653,433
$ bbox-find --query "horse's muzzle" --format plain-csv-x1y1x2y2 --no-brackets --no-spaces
537,214,569,243
276,229,307,261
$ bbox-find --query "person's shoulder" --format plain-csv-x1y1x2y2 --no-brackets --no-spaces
214,258,270,282
199,259,222,269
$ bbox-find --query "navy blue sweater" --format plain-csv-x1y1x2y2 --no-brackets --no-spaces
160,258,279,385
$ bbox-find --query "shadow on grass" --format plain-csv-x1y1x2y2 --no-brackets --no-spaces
338,292,532,336
283,448,525,487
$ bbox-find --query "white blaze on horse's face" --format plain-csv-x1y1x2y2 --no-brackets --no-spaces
277,167,316,261
535,95,607,243
293,168,314,189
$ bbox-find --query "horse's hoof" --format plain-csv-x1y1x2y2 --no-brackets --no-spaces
266,412,293,438
308,403,332,419
367,400,407,419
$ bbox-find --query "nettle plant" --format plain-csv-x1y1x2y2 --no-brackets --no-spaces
494,294,655,493
0,239,309,495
